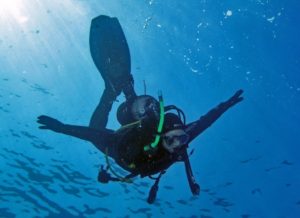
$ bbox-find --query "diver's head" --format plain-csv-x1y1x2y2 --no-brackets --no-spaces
162,113,189,153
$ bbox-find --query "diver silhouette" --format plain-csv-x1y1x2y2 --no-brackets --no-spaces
37,15,244,203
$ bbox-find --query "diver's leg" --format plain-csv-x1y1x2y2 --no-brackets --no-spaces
89,73,137,130
185,89,243,142
89,88,118,130
90,15,137,104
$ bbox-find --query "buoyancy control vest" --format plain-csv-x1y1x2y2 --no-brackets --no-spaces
115,93,186,174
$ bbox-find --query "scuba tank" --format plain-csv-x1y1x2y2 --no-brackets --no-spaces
117,95,160,126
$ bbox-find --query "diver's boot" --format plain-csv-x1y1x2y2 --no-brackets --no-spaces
122,73,137,101
104,79,122,99
104,73,136,101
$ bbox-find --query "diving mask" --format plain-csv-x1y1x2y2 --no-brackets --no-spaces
162,129,189,153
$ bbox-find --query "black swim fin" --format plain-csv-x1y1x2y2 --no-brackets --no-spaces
89,15,132,95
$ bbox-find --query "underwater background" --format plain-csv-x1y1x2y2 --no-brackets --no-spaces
1,0,299,217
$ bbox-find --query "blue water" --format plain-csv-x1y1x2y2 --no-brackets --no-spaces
1,0,299,217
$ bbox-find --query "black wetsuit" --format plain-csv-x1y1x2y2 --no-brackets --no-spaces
37,86,243,179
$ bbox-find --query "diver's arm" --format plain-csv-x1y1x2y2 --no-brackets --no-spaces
182,149,200,195
37,115,113,143
56,124,112,143
185,89,244,142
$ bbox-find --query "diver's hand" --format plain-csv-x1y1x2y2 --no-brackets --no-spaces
98,165,111,183
37,115,64,132
191,183,200,195
227,89,244,106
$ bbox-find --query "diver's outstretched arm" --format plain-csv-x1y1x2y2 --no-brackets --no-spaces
185,89,244,142
37,115,114,143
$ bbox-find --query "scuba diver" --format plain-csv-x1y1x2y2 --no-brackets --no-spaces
37,15,244,203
